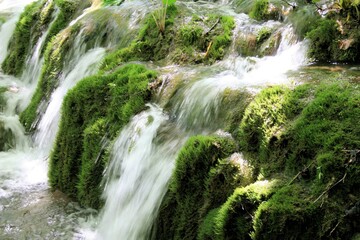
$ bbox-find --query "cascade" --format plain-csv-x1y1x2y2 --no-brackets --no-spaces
84,7,308,240
4,0,358,239
0,0,35,64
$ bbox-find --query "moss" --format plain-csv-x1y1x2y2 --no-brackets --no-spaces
284,84,360,179
42,0,90,54
20,8,127,132
155,135,237,240
20,26,80,131
217,180,280,240
238,86,308,175
0,121,15,151
256,27,271,44
235,33,258,57
0,87,6,112
100,9,235,71
306,18,337,62
220,88,253,137
288,5,320,39
1,0,55,76
251,184,321,240
77,118,108,209
204,16,235,64
99,6,178,72
49,64,156,208
249,0,269,21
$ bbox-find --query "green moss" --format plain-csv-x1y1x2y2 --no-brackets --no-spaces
1,0,55,76
288,5,320,39
251,184,320,240
0,87,6,112
238,84,316,176
20,9,125,132
155,135,237,240
0,121,15,151
77,118,108,208
220,88,253,137
306,18,337,62
249,0,269,21
42,0,90,53
204,16,235,64
214,180,280,240
256,27,271,44
49,64,156,208
100,9,235,71
20,27,80,131
102,0,124,5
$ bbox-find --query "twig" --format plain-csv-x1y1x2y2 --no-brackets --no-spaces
313,173,347,203
328,220,341,237
204,41,213,58
203,18,220,37
288,161,314,185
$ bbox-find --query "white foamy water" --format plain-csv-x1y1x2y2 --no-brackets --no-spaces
91,104,181,240
34,46,105,153
84,14,309,240
0,0,36,64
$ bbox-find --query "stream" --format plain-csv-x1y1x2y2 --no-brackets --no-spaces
0,0,359,239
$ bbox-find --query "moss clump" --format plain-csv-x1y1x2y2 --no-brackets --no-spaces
42,0,90,53
0,121,15,151
155,80,359,239
49,64,156,208
249,0,270,21
154,135,237,240
251,184,321,240
238,85,312,175
220,88,253,137
306,19,337,62
100,9,235,72
235,27,279,57
20,8,127,132
1,0,55,76
198,180,280,240
20,26,80,132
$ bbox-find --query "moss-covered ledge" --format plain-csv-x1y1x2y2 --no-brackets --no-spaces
153,135,238,240
153,81,360,240
49,63,157,209
100,6,235,73
1,0,55,76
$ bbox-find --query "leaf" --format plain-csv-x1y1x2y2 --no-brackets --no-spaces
162,0,176,6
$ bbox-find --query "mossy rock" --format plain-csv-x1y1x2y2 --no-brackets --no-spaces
154,135,237,240
100,7,235,71
251,184,321,240
235,27,279,57
1,0,55,76
20,7,132,132
238,85,312,175
42,0,91,53
198,179,280,240
0,121,15,151
49,64,156,208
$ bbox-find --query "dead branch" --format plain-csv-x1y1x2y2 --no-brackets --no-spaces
313,173,347,203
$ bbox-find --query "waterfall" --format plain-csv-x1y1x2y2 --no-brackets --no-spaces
1,0,313,238
86,10,309,240
34,42,106,152
0,0,35,64
93,104,183,239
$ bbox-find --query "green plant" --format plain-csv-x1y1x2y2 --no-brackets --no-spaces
151,0,176,35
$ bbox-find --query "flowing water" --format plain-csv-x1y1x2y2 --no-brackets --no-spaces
80,3,309,239
3,0,354,239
